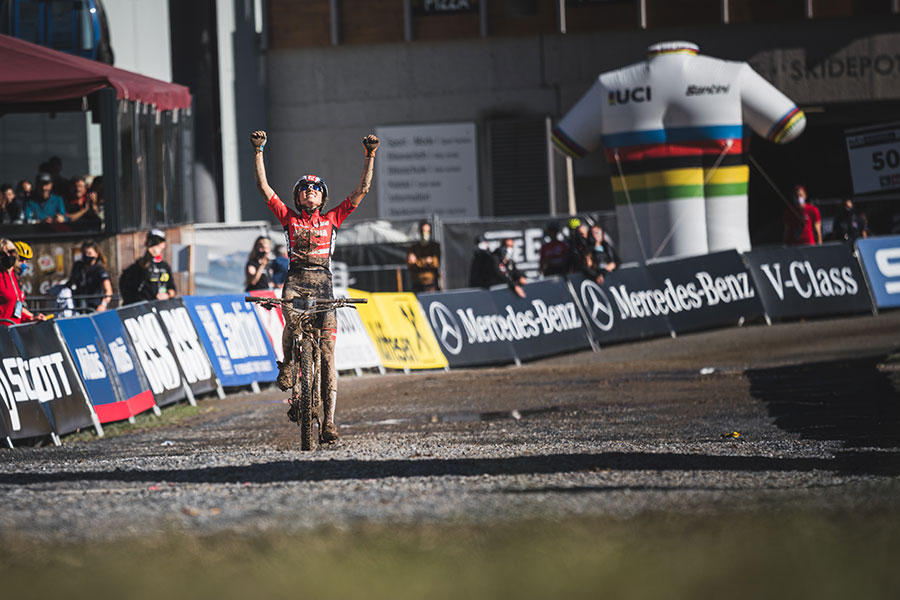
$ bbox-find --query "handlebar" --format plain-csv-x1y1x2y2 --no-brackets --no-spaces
244,296,367,312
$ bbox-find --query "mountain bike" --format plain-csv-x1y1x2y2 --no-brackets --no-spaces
245,295,366,450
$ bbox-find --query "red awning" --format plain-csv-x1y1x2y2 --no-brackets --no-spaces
0,34,191,111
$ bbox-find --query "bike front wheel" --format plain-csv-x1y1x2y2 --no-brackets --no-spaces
298,334,317,450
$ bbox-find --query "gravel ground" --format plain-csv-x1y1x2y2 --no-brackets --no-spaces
1,311,899,542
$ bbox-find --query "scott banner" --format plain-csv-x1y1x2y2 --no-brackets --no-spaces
417,288,519,368
9,320,97,436
567,268,673,346
153,299,219,397
0,326,54,440
645,250,765,334
116,302,186,407
90,310,156,419
856,235,900,309
489,278,591,362
349,289,448,370
181,295,278,387
744,242,874,321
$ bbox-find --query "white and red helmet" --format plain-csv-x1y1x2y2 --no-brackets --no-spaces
292,174,328,211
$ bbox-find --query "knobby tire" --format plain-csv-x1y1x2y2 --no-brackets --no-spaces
299,334,316,451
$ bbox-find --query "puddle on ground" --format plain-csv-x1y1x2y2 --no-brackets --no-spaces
342,406,563,428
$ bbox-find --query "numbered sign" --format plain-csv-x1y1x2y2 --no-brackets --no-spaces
846,122,900,195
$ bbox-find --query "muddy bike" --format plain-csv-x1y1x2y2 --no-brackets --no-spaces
245,295,366,450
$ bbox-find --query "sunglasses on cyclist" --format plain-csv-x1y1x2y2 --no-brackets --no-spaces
298,182,323,193
5,249,17,256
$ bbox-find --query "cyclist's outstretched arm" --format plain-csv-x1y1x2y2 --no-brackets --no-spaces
251,130,275,201
348,134,379,208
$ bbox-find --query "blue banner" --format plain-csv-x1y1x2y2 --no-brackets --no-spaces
90,310,155,416
856,235,900,310
181,295,278,387
55,316,127,423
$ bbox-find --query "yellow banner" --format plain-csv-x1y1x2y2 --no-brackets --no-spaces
348,289,448,370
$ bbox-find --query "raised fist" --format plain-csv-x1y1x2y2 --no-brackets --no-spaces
251,130,267,149
363,134,379,156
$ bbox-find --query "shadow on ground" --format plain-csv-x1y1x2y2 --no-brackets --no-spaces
748,353,900,448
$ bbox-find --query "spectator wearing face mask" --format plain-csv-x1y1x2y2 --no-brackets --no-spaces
406,220,441,292
119,229,176,305
67,240,113,311
831,198,869,242
0,238,45,325
245,235,273,292
471,237,526,298
783,184,822,246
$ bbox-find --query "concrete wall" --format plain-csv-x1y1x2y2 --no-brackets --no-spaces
263,15,900,220
104,0,173,81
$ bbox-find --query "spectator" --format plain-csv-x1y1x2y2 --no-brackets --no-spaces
831,198,869,242
244,235,273,292
539,221,570,277
67,240,113,311
590,225,619,273
0,238,44,325
566,218,593,272
1,183,22,224
87,176,105,221
470,237,526,298
270,244,290,290
495,238,527,287
24,172,67,224
65,176,94,222
16,179,33,210
783,185,822,246
406,220,441,292
13,240,32,282
119,229,176,305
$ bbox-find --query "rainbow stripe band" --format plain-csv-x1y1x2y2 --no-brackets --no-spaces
766,107,805,143
609,164,750,205
551,127,587,159
602,125,745,149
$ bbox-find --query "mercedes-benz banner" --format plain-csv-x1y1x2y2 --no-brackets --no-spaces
9,320,96,436
856,235,900,310
116,302,187,407
181,294,278,387
417,288,519,368
744,242,874,321
90,310,156,419
153,299,219,397
645,250,765,334
567,268,673,346
489,278,591,362
0,326,54,440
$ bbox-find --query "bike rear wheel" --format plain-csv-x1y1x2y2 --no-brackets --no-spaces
298,335,317,451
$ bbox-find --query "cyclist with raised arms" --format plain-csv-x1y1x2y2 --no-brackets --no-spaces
251,129,379,443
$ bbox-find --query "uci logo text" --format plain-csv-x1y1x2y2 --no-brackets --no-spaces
608,87,651,105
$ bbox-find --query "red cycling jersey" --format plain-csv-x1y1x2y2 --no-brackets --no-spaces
266,192,356,271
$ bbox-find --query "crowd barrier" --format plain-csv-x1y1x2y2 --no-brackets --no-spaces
1,238,896,447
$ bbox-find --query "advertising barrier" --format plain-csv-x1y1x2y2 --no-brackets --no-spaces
856,235,900,310
0,326,54,440
645,250,765,334
90,310,157,418
567,268,673,346
349,289,449,370
153,299,219,398
116,303,187,407
417,288,520,368
334,287,384,373
744,242,874,321
248,290,286,362
9,320,98,436
56,316,134,423
181,294,278,387
489,278,591,362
